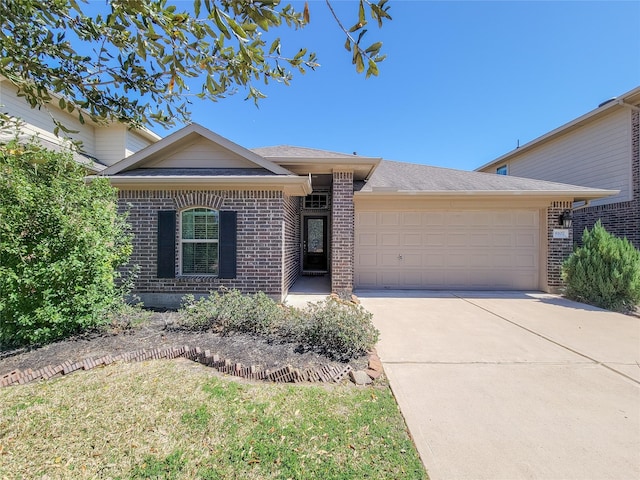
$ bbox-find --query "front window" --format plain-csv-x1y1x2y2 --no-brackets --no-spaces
496,165,508,175
181,208,219,275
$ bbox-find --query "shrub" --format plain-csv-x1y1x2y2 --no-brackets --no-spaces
300,298,379,361
178,290,379,360
562,221,640,312
179,289,286,335
0,141,132,347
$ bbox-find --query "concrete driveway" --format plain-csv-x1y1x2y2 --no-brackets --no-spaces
357,291,640,480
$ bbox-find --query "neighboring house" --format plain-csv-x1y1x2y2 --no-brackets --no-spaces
97,123,614,307
0,77,161,171
476,86,640,249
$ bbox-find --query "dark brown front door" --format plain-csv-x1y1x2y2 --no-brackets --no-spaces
303,216,327,271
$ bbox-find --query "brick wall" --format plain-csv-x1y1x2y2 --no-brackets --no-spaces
282,194,301,294
118,189,287,303
331,170,354,292
547,200,574,291
572,109,640,249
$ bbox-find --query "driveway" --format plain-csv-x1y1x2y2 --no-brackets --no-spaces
357,291,640,480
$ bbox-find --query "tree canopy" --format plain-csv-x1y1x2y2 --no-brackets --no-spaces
0,141,133,346
0,0,391,132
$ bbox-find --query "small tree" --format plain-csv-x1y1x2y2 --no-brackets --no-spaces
562,221,640,312
0,141,132,347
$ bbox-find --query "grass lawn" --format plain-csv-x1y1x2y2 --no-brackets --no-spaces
0,359,427,479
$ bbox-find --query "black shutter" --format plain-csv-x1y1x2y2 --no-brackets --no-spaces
219,211,237,279
157,210,176,278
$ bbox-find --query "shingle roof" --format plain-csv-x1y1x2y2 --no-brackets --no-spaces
359,160,616,197
252,145,362,159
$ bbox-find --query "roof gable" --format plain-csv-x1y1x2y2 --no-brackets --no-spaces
100,124,293,176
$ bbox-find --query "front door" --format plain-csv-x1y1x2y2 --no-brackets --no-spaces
303,216,328,271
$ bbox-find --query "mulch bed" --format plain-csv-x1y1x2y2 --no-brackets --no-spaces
0,311,373,386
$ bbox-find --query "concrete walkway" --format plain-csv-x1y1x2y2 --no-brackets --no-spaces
357,291,640,480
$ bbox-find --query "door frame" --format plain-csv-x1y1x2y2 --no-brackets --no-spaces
301,213,330,274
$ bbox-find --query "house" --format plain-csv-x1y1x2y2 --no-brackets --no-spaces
97,123,614,307
476,86,640,249
0,77,161,171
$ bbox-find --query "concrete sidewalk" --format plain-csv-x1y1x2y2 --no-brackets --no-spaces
358,291,640,480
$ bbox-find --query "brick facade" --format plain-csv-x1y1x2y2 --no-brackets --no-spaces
331,170,355,293
546,200,574,291
572,109,640,249
119,189,288,306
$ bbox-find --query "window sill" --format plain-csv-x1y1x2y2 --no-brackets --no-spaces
176,275,219,281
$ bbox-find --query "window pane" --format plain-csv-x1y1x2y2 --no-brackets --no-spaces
307,218,324,253
182,208,219,240
182,242,219,275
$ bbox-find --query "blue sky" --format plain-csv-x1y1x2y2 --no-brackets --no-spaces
160,1,640,171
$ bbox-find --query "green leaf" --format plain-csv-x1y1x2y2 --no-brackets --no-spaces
194,0,201,17
358,0,366,24
344,37,351,52
365,41,382,54
355,52,364,73
366,59,379,78
269,38,281,55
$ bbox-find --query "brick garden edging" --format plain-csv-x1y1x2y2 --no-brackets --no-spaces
0,346,384,388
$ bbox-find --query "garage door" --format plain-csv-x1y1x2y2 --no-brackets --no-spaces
355,210,540,290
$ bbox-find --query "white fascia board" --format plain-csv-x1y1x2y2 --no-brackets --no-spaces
355,189,618,202
90,174,313,195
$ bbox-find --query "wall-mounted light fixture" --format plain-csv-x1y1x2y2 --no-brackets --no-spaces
559,210,573,229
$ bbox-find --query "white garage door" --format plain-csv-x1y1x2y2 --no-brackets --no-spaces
355,210,540,290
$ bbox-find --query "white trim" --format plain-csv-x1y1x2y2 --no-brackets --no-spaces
93,174,313,196
178,207,219,277
354,189,618,201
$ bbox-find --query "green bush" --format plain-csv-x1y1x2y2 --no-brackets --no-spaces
562,221,640,312
178,290,379,360
0,141,132,347
300,298,379,361
179,289,286,336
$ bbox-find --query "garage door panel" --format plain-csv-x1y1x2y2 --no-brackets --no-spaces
356,271,378,287
357,212,377,226
424,253,445,267
381,271,401,286
403,271,423,286
470,233,491,247
493,233,513,247
403,233,422,246
426,233,446,246
515,254,537,268
403,212,421,226
424,212,446,226
358,252,378,267
447,233,468,247
357,233,377,246
381,212,400,226
382,233,400,246
355,208,540,290
446,253,468,268
470,254,491,267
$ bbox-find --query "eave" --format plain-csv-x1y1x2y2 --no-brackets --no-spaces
354,188,618,203
91,174,313,196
